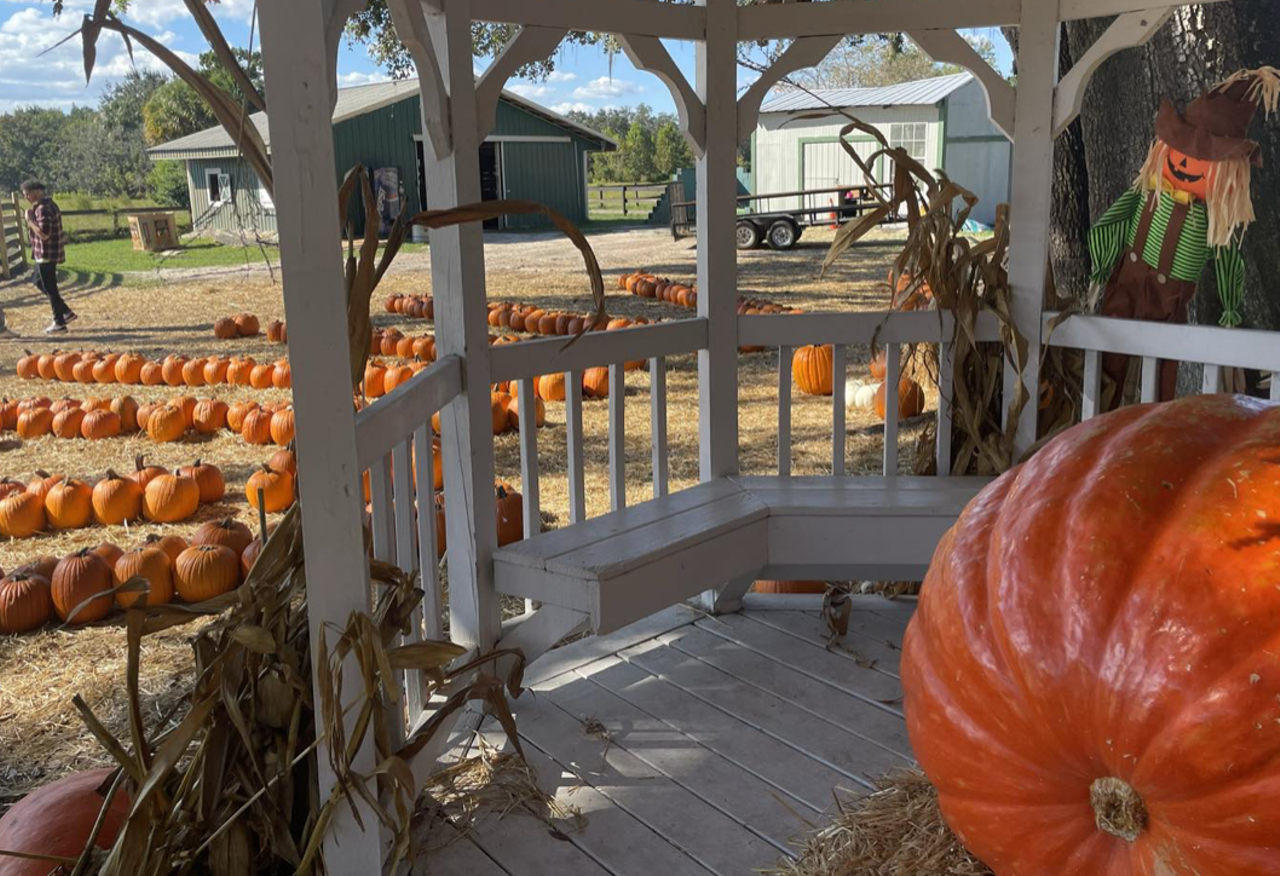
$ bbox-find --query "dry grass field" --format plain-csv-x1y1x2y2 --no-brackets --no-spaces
0,223,930,803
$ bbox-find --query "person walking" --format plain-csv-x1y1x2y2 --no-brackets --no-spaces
20,180,76,334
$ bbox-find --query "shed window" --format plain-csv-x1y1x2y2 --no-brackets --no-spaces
889,123,928,161
206,169,231,204
259,182,274,211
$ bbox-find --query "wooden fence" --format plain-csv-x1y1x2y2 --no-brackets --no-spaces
587,183,667,217
1,195,27,279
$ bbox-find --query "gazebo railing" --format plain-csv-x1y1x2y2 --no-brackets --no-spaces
1043,313,1280,418
488,319,709,526
738,310,1004,478
354,353,463,747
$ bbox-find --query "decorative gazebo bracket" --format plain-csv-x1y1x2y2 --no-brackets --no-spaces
476,26,570,142
619,34,708,157
736,35,843,142
387,0,453,159
909,29,1016,141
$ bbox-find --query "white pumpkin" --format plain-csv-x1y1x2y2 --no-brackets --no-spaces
848,381,879,411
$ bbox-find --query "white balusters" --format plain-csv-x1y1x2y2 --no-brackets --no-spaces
516,378,541,538
565,370,587,523
1139,357,1158,403
1081,349,1103,420
1202,363,1222,394
368,456,395,561
882,342,900,476
609,363,626,511
778,345,792,476
650,357,669,498
936,338,954,477
1271,372,1280,402
832,343,846,476
412,425,443,641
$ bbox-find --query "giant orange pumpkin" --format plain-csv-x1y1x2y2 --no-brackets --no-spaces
902,396,1280,876
0,768,131,876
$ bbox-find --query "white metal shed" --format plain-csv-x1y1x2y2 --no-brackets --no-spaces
753,73,1012,226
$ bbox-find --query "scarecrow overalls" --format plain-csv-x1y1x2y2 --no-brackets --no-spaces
1087,184,1245,402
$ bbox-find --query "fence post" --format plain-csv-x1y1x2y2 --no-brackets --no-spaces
0,203,10,280
622,185,629,216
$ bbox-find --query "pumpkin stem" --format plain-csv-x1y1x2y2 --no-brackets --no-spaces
1090,777,1148,843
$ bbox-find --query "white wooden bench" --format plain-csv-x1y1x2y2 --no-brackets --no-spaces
493,475,991,633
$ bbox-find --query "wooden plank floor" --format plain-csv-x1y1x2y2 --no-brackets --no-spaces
413,601,915,875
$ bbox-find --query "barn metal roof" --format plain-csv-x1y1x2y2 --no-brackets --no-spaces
757,72,973,114
149,78,617,159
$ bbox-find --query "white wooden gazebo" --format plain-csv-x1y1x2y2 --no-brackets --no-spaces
257,0,1280,871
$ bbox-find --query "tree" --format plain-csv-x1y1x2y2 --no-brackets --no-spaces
654,122,693,179
791,34,1001,90
623,121,657,182
0,106,70,193
98,69,169,131
55,112,151,197
141,49,265,146
148,159,191,208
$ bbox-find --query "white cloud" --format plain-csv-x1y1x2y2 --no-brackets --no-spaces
507,82,550,99
122,0,256,28
572,76,641,100
547,70,576,83
338,70,390,87
552,101,593,115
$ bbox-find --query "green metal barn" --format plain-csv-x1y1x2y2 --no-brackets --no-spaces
148,79,616,235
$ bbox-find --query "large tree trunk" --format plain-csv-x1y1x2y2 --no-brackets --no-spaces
1008,5,1280,333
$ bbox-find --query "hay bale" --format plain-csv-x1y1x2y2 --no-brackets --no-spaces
772,769,993,876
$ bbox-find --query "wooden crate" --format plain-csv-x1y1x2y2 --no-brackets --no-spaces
126,211,179,252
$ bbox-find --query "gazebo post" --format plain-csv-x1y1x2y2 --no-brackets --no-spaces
1004,3,1059,456
696,0,741,481
423,0,504,651
257,0,382,871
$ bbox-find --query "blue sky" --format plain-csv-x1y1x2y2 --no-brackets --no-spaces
0,1,1012,118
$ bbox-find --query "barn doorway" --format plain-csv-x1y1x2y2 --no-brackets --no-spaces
415,139,504,230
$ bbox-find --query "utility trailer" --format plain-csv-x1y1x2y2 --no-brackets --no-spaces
668,183,894,249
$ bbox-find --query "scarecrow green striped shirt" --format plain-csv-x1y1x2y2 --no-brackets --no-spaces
1087,188,1246,327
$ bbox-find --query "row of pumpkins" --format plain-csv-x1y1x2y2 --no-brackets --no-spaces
794,345,927,420
2,394,297,448
16,349,292,390
0,453,295,539
0,517,271,633
211,313,288,343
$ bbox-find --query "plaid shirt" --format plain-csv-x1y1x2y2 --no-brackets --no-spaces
28,197,66,264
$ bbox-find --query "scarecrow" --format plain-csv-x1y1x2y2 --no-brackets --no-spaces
1088,67,1279,403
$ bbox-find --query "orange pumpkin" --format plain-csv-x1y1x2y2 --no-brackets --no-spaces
129,455,168,489
240,408,274,445
902,396,1280,876
113,353,144,384
91,470,143,525
191,516,253,556
269,407,295,445
0,571,54,633
203,357,230,385
177,459,225,503
873,377,926,421
364,360,387,398
16,352,39,380
505,395,546,431
161,356,187,387
249,363,276,389
226,401,259,433
145,533,188,566
72,358,97,384
26,471,64,503
36,353,58,380
582,367,609,399
226,357,255,386
91,355,117,384
383,365,414,394
146,404,186,442
181,358,207,387
234,313,260,337
16,407,53,438
80,409,121,440
139,360,164,386
143,473,200,523
113,546,173,608
1162,147,1212,201
213,317,239,339
268,447,297,475
495,483,523,546
110,396,140,434
174,545,240,602
0,491,45,538
538,372,566,402
0,769,132,873
266,319,285,342
793,344,834,396
271,361,292,389
246,465,294,513
51,549,113,623
51,406,85,439
91,542,124,569
44,477,93,529
192,399,229,434
52,351,80,382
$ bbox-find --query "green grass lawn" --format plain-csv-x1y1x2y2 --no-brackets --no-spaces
62,237,280,277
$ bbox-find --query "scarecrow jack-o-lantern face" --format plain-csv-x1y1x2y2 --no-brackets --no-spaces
1162,147,1213,201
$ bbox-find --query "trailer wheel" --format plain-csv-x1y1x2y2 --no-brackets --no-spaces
735,220,762,250
766,218,799,250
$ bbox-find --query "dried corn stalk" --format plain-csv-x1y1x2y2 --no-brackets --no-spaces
819,117,1029,476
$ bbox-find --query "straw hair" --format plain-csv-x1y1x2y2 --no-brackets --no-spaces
1218,65,1280,116
1135,139,1255,248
